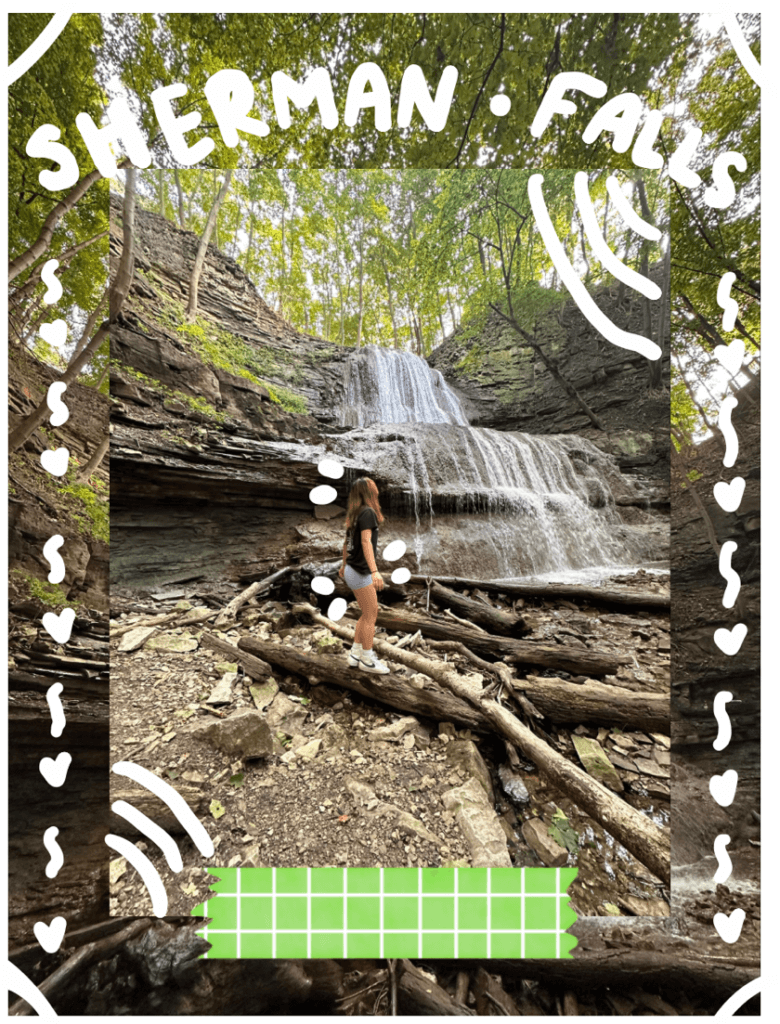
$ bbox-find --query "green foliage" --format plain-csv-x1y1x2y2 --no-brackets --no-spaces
60,482,110,543
111,361,226,423
12,569,69,608
548,809,579,857
265,386,308,415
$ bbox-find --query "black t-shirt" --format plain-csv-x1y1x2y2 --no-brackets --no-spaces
346,506,379,575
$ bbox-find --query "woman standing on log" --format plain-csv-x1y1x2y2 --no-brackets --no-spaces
338,477,390,675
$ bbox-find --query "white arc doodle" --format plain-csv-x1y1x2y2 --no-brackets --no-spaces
104,835,169,917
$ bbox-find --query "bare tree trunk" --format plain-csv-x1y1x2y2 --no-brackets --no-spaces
186,168,232,321
9,168,136,451
157,168,165,216
75,434,109,483
356,225,365,347
173,168,186,228
8,167,112,283
70,284,109,364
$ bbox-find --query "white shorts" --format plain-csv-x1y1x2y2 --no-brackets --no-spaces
344,564,373,591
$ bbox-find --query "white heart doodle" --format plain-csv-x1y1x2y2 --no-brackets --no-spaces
713,339,745,377
713,623,747,656
709,768,738,807
33,915,67,954
40,447,70,477
43,607,76,645
713,477,745,513
39,319,68,349
713,908,745,944
39,751,73,788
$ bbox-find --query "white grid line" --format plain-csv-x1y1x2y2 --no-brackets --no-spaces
555,867,561,959
417,868,422,959
306,867,312,959
343,867,347,959
379,868,384,960
486,869,491,959
236,867,241,959
453,868,458,959
271,866,276,959
520,867,525,959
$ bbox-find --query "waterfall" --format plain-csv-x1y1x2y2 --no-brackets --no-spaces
333,346,656,580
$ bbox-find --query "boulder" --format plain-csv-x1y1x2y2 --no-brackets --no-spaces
117,626,157,652
192,708,273,758
445,739,494,800
442,776,512,868
521,818,568,868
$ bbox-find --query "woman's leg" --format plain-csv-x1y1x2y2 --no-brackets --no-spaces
353,582,378,650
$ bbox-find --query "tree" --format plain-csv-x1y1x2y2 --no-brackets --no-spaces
187,169,233,320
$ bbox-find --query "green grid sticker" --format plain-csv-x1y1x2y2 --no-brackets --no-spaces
191,867,578,959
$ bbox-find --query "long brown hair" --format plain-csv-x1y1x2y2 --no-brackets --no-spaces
345,477,384,532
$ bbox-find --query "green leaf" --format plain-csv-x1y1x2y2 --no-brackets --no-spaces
209,799,226,819
229,773,245,789
548,809,579,857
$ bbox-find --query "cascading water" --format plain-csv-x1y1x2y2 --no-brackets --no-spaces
332,345,657,580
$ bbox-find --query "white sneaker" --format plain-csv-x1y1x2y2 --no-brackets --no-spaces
359,652,390,675
348,647,362,668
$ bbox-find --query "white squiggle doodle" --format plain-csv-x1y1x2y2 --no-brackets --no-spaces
46,683,66,738
41,258,63,304
112,761,215,856
722,13,761,88
714,976,761,1016
47,381,70,426
714,339,745,377
39,751,72,788
43,607,76,645
713,834,733,884
6,11,71,84
105,834,169,917
716,272,739,332
575,172,661,299
713,907,746,944
709,768,738,807
39,318,68,349
7,960,59,1016
719,542,741,609
714,623,747,656
40,446,70,477
713,691,734,752
713,477,745,513
43,534,66,584
33,915,67,954
717,395,739,468
43,825,64,878
528,174,661,360
111,800,184,871
606,175,662,240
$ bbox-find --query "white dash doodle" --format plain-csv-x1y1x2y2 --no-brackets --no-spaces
41,258,63,304
327,597,348,622
716,272,739,332
723,11,762,88
528,174,661,361
575,172,661,300
105,834,169,917
714,623,748,657
709,769,739,808
47,381,70,426
713,834,733,884
40,446,70,477
43,826,65,878
39,752,72,788
39,318,68,349
7,960,59,1017
712,691,734,752
309,483,338,505
713,908,746,945
605,174,662,240
391,568,412,585
311,576,335,596
382,539,407,561
33,916,67,954
317,457,344,479
43,534,66,584
112,761,215,857
713,477,745,513
714,338,745,378
717,396,739,468
718,542,741,610
111,800,184,872
43,607,76,645
46,682,66,738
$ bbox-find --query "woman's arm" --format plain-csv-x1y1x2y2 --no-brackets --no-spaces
361,529,384,590
338,541,348,578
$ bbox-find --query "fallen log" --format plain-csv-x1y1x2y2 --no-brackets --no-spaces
430,581,526,635
520,675,669,734
480,951,758,1001
409,574,670,610
237,635,487,731
350,604,628,677
482,701,670,885
111,606,216,638
9,919,152,1016
398,960,474,1016
295,603,669,885
200,631,273,679
213,566,291,629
